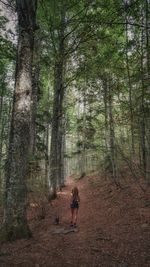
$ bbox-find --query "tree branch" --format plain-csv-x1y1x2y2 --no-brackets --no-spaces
0,0,15,10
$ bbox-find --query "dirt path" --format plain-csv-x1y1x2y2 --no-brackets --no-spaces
0,175,150,267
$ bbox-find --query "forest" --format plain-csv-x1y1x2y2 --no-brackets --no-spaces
0,0,150,266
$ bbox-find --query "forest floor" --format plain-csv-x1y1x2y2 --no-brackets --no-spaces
0,173,150,267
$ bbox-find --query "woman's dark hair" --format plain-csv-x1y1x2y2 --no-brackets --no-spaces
72,187,79,198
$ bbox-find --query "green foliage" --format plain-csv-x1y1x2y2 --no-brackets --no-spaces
1,0,150,186
0,13,16,182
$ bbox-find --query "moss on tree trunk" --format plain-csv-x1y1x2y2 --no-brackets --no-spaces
0,223,32,242
1,0,37,242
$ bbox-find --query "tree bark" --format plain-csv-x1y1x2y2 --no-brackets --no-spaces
145,0,150,181
0,75,5,181
140,15,147,177
103,79,109,152
1,0,37,241
57,115,66,188
30,39,40,155
108,81,117,184
125,20,135,156
49,5,66,198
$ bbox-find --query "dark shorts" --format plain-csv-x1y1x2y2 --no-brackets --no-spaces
70,201,79,209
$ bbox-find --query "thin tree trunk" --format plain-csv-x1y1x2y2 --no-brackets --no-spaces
61,125,66,185
103,79,109,178
57,115,66,188
108,81,117,184
30,39,40,155
45,121,51,192
81,85,86,177
1,0,37,241
103,79,109,152
140,19,147,177
125,20,135,156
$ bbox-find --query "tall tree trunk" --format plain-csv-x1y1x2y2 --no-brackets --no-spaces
103,79,109,178
81,85,86,177
125,20,135,156
45,123,50,191
0,109,4,180
77,97,82,176
0,76,5,181
145,0,150,181
1,0,37,241
103,79,109,152
49,5,66,198
140,16,147,177
44,85,51,192
30,39,40,155
108,82,117,184
57,115,66,188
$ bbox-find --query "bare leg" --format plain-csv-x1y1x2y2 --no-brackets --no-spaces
74,208,78,224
